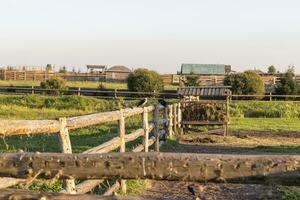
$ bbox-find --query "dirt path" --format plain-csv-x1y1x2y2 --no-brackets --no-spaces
138,132,297,200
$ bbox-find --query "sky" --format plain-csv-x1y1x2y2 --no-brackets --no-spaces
0,0,300,74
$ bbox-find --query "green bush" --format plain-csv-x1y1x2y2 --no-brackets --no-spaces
224,71,265,98
276,70,299,96
183,75,199,86
127,68,164,95
40,78,67,95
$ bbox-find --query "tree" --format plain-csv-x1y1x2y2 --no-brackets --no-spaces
59,66,67,73
182,74,199,86
40,78,67,95
127,68,164,95
46,64,53,72
276,69,299,95
224,71,265,98
268,65,276,74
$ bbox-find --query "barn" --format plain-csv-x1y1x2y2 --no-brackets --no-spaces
179,64,232,86
105,66,132,82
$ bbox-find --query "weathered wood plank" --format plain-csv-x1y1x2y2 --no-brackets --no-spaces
0,177,25,189
58,118,76,194
83,125,154,154
0,120,60,136
0,188,147,200
1,152,300,185
143,107,149,152
75,180,104,194
180,121,225,125
132,137,155,153
0,106,156,136
118,110,126,194
102,181,120,196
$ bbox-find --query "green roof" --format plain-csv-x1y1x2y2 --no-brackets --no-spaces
181,64,227,75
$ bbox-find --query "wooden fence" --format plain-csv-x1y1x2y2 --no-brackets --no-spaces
0,103,182,195
0,86,178,99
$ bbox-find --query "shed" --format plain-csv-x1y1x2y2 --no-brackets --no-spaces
177,86,231,98
181,64,231,75
87,65,106,73
105,66,132,82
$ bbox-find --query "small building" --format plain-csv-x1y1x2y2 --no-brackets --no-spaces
179,64,232,86
180,64,231,75
105,66,132,82
177,86,231,101
87,65,106,74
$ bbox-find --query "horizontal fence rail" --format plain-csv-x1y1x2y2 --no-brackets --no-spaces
0,103,178,195
0,152,300,185
0,86,178,99
0,107,155,136
1,86,300,101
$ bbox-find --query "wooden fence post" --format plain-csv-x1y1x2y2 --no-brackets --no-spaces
78,87,81,96
59,118,76,194
163,107,168,141
173,103,177,133
153,105,160,152
168,105,173,138
178,103,183,135
118,109,126,193
143,107,149,152
224,96,230,136
31,86,34,94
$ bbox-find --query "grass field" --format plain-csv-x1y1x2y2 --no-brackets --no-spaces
1,94,300,198
0,80,178,90
230,118,300,133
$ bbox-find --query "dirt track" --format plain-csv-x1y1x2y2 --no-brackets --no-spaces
138,131,300,200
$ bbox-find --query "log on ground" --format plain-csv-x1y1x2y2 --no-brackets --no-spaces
0,188,147,200
0,152,300,185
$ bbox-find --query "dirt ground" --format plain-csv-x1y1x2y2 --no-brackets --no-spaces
138,131,300,200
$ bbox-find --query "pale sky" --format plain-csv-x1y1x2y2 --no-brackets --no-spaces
0,0,300,73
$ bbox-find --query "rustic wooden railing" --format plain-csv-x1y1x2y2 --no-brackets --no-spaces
0,104,181,195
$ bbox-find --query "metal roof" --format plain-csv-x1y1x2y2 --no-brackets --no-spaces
107,65,131,72
181,64,229,75
177,86,231,97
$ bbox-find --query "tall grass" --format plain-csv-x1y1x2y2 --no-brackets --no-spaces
230,101,300,118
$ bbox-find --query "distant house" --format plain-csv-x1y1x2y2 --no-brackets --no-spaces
180,64,231,75
87,65,106,74
179,64,232,86
105,66,132,82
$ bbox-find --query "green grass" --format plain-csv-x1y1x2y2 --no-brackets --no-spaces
0,80,178,90
277,186,300,200
229,118,300,133
230,101,300,118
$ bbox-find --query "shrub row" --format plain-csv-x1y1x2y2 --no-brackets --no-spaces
230,101,300,118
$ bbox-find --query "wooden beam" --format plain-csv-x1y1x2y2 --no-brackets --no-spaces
118,110,126,194
0,177,25,189
167,105,173,138
153,105,160,152
143,107,149,152
83,125,153,154
1,152,300,185
0,188,146,200
180,121,225,125
0,106,156,137
0,120,60,136
58,118,76,194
